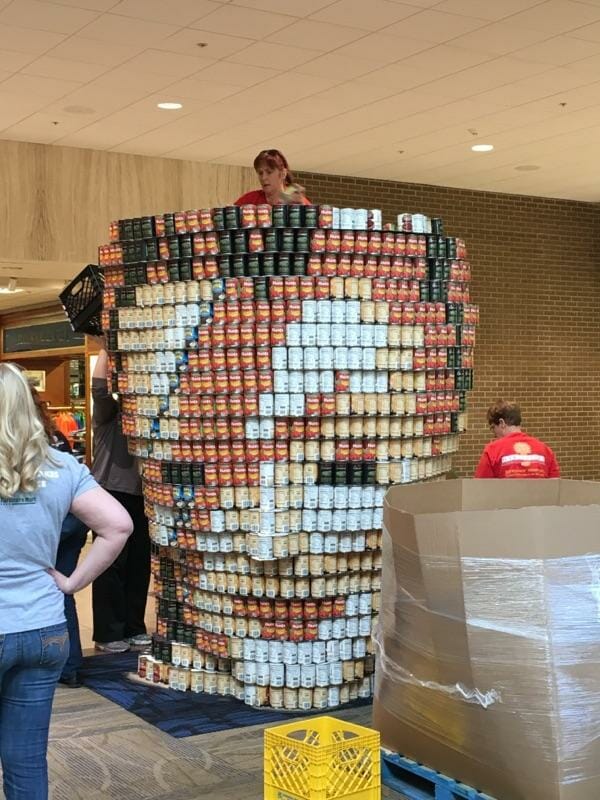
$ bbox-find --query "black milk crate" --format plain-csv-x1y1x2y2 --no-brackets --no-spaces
381,751,497,800
60,264,104,336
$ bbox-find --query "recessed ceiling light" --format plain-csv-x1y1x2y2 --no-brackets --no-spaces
471,144,494,152
157,102,183,110
514,164,540,172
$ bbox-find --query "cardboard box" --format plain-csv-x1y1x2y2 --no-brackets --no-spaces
373,479,600,800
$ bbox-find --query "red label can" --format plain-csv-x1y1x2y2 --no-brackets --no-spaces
252,204,270,230
307,255,322,276
255,325,270,347
242,370,258,394
240,205,257,228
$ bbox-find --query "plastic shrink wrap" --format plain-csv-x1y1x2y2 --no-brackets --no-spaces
373,479,600,800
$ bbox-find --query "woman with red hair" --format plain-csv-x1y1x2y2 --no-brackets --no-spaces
235,149,311,206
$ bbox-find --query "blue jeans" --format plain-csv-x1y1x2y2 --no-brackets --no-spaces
0,622,69,800
56,514,88,679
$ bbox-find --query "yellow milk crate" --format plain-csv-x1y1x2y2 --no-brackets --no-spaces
264,716,381,800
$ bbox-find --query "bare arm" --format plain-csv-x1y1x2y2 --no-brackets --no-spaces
91,348,118,425
49,487,133,594
93,346,109,380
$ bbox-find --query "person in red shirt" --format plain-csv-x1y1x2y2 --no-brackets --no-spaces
235,148,311,206
474,400,560,479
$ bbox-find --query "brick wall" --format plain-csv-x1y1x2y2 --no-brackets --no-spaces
297,170,600,479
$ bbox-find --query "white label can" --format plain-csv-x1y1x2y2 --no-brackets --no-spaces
318,619,333,640
297,642,313,666
286,324,302,347
327,687,341,707
256,663,270,686
315,663,330,687
285,664,301,689
318,346,334,369
329,661,343,685
243,661,257,685
312,641,327,664
340,208,354,229
326,641,340,663
283,642,298,665
270,663,285,687
301,664,316,688
269,641,284,664
255,640,270,663
302,299,317,322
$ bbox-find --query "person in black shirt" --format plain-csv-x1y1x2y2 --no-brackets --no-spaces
90,342,151,653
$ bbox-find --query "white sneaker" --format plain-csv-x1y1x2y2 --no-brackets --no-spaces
128,634,151,646
95,640,130,653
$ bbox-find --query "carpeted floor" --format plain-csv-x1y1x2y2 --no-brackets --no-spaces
32,684,405,800
80,651,371,738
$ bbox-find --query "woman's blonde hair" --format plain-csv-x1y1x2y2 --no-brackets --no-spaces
0,363,51,499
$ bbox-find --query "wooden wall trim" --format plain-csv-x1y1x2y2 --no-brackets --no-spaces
0,139,256,268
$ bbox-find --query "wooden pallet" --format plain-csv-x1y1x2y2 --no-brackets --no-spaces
382,751,498,800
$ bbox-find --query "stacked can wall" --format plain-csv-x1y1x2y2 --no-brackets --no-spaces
99,203,477,709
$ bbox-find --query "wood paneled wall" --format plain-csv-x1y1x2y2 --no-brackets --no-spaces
0,139,256,266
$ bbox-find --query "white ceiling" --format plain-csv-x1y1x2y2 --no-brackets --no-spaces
2,0,600,203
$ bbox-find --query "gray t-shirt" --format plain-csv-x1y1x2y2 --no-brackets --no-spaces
0,450,97,634
91,377,141,495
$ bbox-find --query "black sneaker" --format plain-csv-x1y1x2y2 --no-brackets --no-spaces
59,673,82,689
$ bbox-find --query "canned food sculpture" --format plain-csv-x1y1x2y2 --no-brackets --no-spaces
99,204,477,709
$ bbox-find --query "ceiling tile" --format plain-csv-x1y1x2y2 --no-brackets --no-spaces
121,50,213,78
90,65,176,92
46,82,151,114
0,72,82,100
293,51,380,80
0,23,65,54
0,110,90,143
37,0,119,9
0,0,99,33
45,35,143,65
450,22,551,55
76,12,179,46
0,49,36,71
110,0,219,25
166,139,245,163
111,110,238,154
310,0,421,30
266,19,365,50
349,61,424,90
507,0,600,33
566,50,600,71
570,17,600,40
332,32,436,65
428,56,552,98
396,43,494,81
194,60,279,87
0,88,50,127
157,27,253,59
388,0,445,6
433,0,546,21
231,0,332,16
512,33,600,63
158,76,240,102
474,66,593,105
192,5,293,38
227,40,320,68
386,9,489,40
21,54,108,81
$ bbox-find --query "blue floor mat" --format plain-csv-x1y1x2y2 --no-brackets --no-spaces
80,651,371,738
